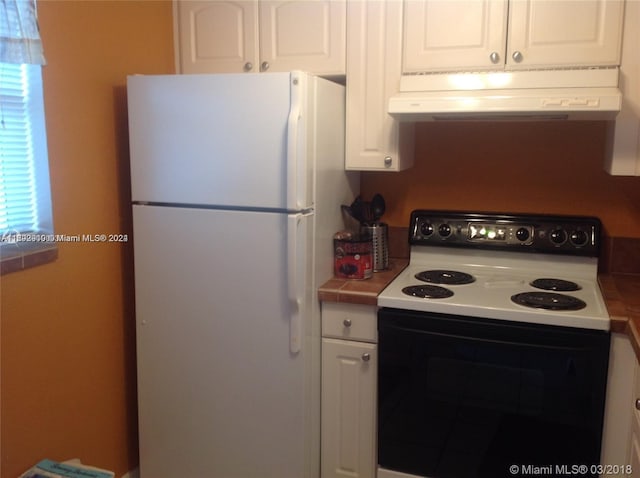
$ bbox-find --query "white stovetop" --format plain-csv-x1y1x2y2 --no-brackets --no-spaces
378,248,610,331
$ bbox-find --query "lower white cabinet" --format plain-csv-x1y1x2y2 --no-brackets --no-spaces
321,302,377,478
601,333,636,476
631,358,640,478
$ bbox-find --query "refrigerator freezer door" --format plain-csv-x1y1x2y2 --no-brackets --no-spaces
133,204,313,478
128,72,306,210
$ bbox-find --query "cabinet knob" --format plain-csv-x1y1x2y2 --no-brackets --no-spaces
361,353,371,362
384,156,393,168
343,319,352,328
512,51,523,63
636,398,640,410
489,51,500,64
261,61,270,71
244,62,253,72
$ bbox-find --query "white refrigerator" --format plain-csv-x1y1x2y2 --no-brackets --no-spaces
127,71,358,478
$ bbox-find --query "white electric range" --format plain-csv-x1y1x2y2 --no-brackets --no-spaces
376,210,611,478
378,210,610,330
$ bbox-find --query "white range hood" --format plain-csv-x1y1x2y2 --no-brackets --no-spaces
388,68,622,121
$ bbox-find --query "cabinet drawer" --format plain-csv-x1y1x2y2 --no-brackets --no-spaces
322,302,377,343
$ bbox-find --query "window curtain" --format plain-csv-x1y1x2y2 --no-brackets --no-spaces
0,0,45,65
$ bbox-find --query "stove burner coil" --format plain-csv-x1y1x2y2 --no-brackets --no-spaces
414,270,476,285
511,292,586,311
530,278,581,291
402,284,454,299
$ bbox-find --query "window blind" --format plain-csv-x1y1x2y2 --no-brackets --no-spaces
0,63,39,233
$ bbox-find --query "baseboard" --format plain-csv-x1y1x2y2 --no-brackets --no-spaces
121,468,139,478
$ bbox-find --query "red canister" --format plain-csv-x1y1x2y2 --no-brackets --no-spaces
333,232,372,280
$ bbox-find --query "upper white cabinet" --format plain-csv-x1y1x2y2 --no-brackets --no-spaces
345,0,414,171
176,0,346,77
403,0,625,73
508,0,624,68
175,1,257,73
403,0,508,72
606,0,640,176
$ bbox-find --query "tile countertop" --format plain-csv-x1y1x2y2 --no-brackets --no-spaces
318,258,408,306
599,273,640,359
318,262,640,362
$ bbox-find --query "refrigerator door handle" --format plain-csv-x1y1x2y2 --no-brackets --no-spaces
286,72,306,211
287,212,308,354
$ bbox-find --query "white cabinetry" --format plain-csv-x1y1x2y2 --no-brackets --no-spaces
601,333,635,475
321,302,377,478
345,0,414,171
606,0,640,176
631,356,640,478
403,0,507,72
508,0,623,69
403,0,624,72
175,0,346,76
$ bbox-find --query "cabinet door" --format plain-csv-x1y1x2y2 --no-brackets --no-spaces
601,334,636,470
321,338,377,478
605,0,640,176
259,1,346,75
403,0,508,72
177,0,259,74
632,361,640,478
345,0,414,171
507,0,624,69
633,425,640,478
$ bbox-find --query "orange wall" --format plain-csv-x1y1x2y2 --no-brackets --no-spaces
361,121,640,238
0,2,173,477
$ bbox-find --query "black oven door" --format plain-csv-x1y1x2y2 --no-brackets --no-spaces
378,308,610,478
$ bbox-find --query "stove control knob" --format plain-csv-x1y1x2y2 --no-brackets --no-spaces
515,227,530,242
570,230,589,247
420,222,434,237
438,223,452,238
550,228,567,245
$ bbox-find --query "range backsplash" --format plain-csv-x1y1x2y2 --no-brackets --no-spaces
387,226,639,275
